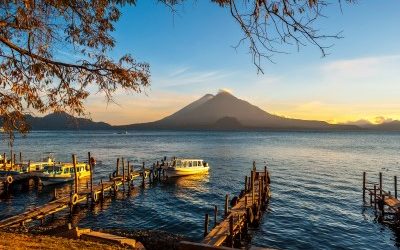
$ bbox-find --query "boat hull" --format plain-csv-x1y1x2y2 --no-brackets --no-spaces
165,166,209,177
40,176,74,186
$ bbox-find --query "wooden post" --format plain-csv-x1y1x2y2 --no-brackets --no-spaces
225,194,229,217
395,176,397,199
229,216,234,247
258,176,262,207
101,183,105,200
379,172,383,197
245,195,248,208
264,165,267,183
244,176,248,193
253,161,256,171
251,170,255,205
374,184,377,210
122,158,125,187
116,158,120,177
363,172,366,202
27,160,31,173
127,161,131,183
88,152,93,196
381,194,385,217
142,162,145,187
54,188,57,200
204,213,209,237
19,152,22,163
214,205,218,228
72,154,78,194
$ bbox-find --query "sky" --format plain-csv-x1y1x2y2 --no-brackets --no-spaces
79,1,400,125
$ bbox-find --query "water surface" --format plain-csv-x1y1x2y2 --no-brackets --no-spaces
1,131,400,249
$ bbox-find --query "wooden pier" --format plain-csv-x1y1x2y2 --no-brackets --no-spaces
181,162,271,249
0,154,155,229
363,171,400,225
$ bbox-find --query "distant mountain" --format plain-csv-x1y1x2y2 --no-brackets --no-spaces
11,93,399,132
119,91,359,131
25,112,112,130
364,120,400,131
341,119,400,131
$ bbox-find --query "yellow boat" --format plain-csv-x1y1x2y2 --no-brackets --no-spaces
38,162,91,186
164,158,209,177
26,153,56,172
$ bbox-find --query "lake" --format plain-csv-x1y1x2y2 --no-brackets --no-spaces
1,130,400,249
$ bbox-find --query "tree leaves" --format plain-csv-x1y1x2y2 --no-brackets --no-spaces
0,0,150,145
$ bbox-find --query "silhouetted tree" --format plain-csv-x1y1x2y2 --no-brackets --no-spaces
0,0,351,144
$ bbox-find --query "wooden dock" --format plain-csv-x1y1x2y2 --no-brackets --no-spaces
363,171,400,224
0,154,154,229
182,162,271,249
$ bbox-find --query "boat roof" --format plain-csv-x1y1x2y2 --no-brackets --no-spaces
175,159,204,161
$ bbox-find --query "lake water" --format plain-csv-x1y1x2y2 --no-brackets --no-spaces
1,130,400,249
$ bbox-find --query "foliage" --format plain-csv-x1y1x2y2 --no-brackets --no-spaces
0,0,150,144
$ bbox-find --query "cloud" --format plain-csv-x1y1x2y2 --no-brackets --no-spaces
168,66,191,77
218,88,233,94
321,54,400,80
374,116,393,124
154,68,232,88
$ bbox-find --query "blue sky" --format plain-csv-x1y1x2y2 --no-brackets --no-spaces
84,1,400,125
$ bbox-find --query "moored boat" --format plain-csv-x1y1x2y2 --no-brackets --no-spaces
38,162,91,186
163,158,209,177
26,153,56,172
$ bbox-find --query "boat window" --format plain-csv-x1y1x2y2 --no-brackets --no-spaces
192,161,197,167
70,168,74,173
64,168,69,174
198,161,202,166
183,161,187,167
176,160,182,167
189,161,193,167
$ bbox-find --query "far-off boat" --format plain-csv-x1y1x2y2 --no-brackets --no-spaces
38,162,91,186
163,158,209,177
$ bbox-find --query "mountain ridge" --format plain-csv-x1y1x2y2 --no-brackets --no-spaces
118,91,359,131
4,92,400,131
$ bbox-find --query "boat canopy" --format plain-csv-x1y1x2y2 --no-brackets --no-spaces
43,163,88,174
174,159,205,168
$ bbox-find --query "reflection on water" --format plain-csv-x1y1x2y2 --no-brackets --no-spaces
167,173,210,191
1,131,400,249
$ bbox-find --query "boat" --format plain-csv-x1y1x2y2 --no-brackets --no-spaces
26,153,56,172
163,158,209,177
38,162,91,186
0,152,56,176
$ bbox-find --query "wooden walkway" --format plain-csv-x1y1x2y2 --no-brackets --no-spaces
0,152,165,229
200,164,271,248
363,171,400,223
0,176,128,228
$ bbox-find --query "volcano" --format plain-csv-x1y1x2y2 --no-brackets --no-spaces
120,91,358,131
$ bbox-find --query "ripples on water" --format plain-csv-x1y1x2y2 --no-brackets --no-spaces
1,131,400,249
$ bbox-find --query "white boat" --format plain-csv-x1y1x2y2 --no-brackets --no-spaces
164,158,209,177
38,162,91,186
